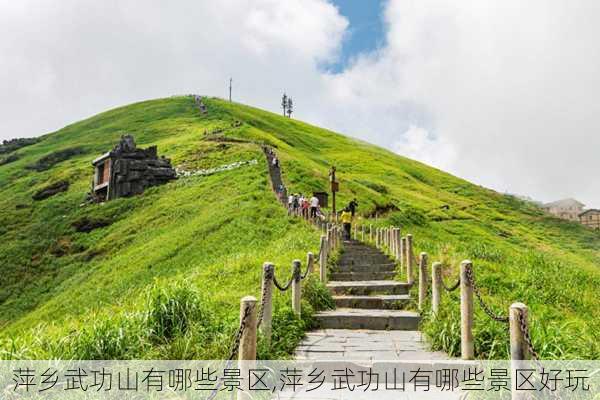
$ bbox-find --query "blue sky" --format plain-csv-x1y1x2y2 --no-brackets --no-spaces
328,0,387,72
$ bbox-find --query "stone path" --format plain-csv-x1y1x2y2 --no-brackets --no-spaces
295,239,448,361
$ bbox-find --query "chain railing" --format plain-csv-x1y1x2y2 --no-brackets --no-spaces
517,309,541,361
442,276,460,292
227,304,253,361
465,265,509,323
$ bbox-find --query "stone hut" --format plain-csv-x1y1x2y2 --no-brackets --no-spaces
91,135,176,202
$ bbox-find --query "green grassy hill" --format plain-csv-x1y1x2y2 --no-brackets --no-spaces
1,96,598,359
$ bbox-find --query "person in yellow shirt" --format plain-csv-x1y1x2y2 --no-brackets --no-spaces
340,208,353,240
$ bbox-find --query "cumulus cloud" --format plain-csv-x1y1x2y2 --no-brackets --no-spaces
393,125,456,172
315,0,600,205
1,0,600,205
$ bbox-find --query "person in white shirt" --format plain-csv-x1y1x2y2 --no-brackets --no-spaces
309,195,319,218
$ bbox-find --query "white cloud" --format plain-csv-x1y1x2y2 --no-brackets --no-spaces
313,0,600,205
393,125,456,172
2,1,600,205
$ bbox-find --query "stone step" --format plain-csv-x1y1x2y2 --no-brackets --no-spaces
314,308,420,330
335,262,396,273
332,294,411,309
329,271,396,281
339,255,393,264
327,280,410,295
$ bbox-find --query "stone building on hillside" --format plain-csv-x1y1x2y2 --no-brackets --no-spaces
542,198,585,221
90,135,176,202
579,209,600,229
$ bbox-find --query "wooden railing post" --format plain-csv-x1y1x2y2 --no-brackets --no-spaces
385,227,390,248
260,263,274,344
375,228,380,248
431,262,442,316
406,234,414,284
385,227,389,248
418,252,428,311
238,295,257,400
394,228,401,261
353,224,357,240
291,260,301,316
361,225,365,241
319,235,328,283
510,302,529,400
460,260,474,360
400,236,406,273
306,252,314,276
369,224,373,243
509,302,528,360
239,296,258,361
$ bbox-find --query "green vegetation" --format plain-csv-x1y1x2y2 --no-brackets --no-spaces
1,96,599,360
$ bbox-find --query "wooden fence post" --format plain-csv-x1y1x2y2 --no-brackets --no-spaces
238,296,258,361
320,235,328,283
460,260,474,360
400,236,406,273
238,296,257,400
394,228,401,261
291,260,301,316
306,252,314,276
260,263,274,344
418,252,428,311
353,224,357,240
375,228,380,248
509,302,529,400
406,234,414,285
361,225,365,241
509,302,528,360
385,227,390,248
369,224,373,243
431,262,442,316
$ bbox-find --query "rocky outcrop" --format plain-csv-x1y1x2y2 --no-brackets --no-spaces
32,180,69,200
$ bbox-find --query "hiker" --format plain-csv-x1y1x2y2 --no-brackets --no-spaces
341,207,353,240
287,193,294,214
302,196,310,218
292,194,300,215
277,183,285,201
272,156,279,168
309,194,319,218
348,198,359,217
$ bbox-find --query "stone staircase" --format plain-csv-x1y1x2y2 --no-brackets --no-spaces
314,239,420,330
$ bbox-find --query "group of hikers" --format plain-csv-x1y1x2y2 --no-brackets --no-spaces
287,193,323,219
264,145,359,239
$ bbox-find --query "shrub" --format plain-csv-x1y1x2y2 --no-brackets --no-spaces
146,282,207,341
302,275,334,311
70,315,148,359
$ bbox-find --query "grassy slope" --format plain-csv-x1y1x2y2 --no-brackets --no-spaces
1,96,599,359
